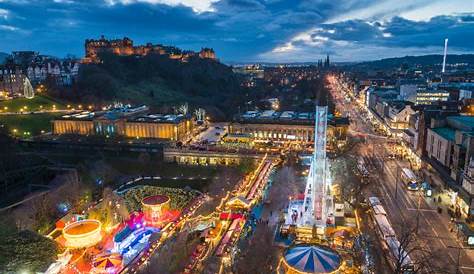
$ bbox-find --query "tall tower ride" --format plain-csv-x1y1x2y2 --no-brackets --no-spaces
301,106,333,227
442,38,448,74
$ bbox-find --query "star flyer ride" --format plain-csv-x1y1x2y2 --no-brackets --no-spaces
283,106,335,240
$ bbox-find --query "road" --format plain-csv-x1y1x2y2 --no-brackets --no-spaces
329,75,474,273
190,122,227,145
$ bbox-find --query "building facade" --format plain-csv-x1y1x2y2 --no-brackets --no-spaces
0,68,26,98
228,114,348,151
26,61,80,86
426,116,474,182
53,106,193,142
416,90,450,105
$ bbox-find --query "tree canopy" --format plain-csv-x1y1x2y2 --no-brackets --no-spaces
53,53,247,119
0,219,61,273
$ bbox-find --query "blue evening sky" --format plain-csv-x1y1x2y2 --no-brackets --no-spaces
0,0,472,62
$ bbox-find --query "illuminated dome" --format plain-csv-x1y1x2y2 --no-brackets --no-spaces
63,219,102,249
142,195,170,226
282,244,341,274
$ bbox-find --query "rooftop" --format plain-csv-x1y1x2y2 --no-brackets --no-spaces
59,105,148,120
447,116,474,131
57,105,188,124
142,195,170,206
131,113,189,124
237,110,349,126
432,127,456,141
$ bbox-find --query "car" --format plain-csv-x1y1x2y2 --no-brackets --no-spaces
407,181,420,191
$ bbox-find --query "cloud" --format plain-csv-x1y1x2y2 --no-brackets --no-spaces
0,0,472,61
326,0,433,23
0,8,9,19
105,0,219,13
0,24,18,31
262,14,474,62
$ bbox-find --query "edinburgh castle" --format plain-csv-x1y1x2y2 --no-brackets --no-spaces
84,35,216,63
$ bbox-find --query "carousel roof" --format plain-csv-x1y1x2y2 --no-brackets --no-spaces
284,245,341,273
93,253,122,270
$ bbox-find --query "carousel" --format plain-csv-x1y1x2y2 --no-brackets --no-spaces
141,194,170,227
279,244,342,274
92,253,123,273
62,219,103,249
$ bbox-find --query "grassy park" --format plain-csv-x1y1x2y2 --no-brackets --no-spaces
0,94,67,113
0,113,62,136
0,94,72,136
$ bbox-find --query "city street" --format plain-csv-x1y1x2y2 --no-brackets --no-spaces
330,76,474,273
192,122,227,144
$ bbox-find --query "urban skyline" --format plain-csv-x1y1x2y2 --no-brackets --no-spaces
2,2,474,274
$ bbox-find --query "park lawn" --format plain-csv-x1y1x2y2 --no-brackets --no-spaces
0,94,66,112
0,113,62,136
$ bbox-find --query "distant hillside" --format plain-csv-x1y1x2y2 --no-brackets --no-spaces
346,54,474,70
0,52,9,64
51,52,246,119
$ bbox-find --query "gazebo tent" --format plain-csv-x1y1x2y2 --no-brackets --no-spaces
92,253,122,273
283,245,341,273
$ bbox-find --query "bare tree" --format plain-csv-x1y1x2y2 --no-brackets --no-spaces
178,103,189,115
140,230,199,274
194,108,206,122
267,165,300,212
196,167,241,216
9,172,86,232
334,154,369,210
89,187,129,228
234,222,279,274
391,223,445,274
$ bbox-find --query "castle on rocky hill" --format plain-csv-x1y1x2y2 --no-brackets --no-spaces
83,35,216,63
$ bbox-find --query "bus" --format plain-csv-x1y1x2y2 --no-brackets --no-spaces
401,168,419,191
368,197,414,273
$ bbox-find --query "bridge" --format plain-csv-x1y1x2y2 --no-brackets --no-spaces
163,148,280,166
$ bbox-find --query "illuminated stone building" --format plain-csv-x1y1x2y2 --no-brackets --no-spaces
0,67,26,98
228,110,349,150
84,35,216,63
198,48,216,59
53,105,193,141
27,61,80,86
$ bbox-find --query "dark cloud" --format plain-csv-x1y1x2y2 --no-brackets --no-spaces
0,0,472,61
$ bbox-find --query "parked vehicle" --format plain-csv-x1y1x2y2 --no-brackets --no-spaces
401,168,420,191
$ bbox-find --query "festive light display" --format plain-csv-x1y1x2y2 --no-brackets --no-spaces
92,253,123,273
63,219,102,249
141,195,170,226
281,244,342,274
